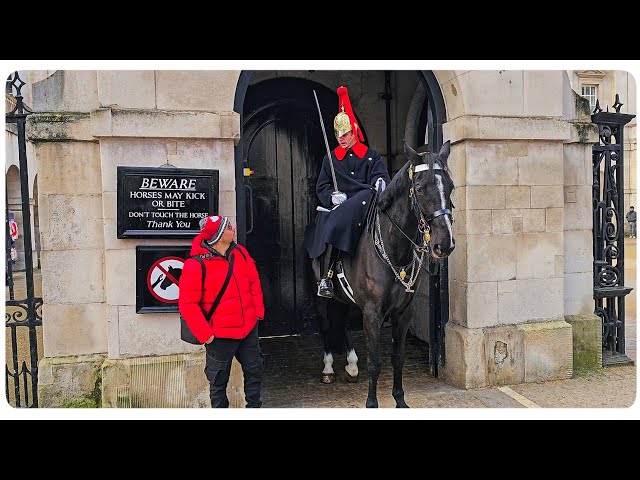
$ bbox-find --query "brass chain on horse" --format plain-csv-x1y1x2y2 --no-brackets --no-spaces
372,162,452,291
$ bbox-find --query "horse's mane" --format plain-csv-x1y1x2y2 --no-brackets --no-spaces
377,151,442,211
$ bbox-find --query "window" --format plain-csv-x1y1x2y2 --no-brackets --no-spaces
581,85,598,111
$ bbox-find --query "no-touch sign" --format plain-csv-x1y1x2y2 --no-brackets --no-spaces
146,256,185,303
9,219,18,241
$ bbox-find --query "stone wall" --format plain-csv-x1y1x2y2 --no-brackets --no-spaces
436,71,597,388
31,70,242,406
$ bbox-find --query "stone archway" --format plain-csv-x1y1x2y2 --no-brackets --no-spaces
233,70,454,374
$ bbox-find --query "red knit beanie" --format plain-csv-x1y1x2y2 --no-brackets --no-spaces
199,215,229,244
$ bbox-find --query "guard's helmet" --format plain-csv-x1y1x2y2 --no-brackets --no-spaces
333,86,364,141
333,110,352,138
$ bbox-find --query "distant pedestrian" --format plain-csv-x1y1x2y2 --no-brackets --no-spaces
626,206,636,238
9,212,18,264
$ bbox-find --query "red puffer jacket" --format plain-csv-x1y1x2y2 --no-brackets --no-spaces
178,235,264,343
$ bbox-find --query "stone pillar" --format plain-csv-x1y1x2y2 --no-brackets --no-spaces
29,71,108,405
33,70,246,407
561,92,602,374
440,71,577,388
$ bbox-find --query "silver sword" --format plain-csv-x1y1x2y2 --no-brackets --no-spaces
313,90,344,200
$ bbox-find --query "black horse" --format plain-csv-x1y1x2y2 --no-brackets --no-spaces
312,141,455,408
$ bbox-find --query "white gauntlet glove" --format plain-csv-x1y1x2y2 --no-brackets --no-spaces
331,192,347,206
375,178,386,192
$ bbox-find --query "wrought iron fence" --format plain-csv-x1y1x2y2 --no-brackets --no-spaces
5,71,41,407
591,94,635,366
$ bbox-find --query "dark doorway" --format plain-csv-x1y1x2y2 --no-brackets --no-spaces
236,72,448,375
242,78,337,337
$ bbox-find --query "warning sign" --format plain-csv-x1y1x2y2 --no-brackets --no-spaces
147,256,184,303
9,212,18,241
136,245,191,314
9,220,18,240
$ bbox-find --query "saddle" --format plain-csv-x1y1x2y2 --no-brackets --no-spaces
331,188,382,304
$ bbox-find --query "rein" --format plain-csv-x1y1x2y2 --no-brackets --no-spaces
372,161,453,290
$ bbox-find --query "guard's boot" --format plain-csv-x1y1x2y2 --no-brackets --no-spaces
317,276,334,298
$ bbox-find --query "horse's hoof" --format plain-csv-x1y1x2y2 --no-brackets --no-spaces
344,372,358,383
396,402,410,408
321,373,336,384
365,401,379,408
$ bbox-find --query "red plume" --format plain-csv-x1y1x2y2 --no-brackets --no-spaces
337,86,364,142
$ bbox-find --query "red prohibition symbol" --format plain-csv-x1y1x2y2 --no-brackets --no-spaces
146,256,185,303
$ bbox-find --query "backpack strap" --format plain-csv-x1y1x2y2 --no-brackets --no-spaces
205,254,235,320
190,255,206,286
188,254,235,322
235,246,247,262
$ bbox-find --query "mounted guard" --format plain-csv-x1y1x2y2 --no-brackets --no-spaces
304,86,391,298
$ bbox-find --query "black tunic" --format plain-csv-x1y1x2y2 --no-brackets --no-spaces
304,146,390,258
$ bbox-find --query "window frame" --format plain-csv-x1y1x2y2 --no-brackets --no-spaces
581,84,598,111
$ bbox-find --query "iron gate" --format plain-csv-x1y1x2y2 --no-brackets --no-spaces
591,94,635,366
5,71,42,407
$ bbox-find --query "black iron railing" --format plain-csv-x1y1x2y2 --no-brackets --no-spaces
591,94,635,366
5,71,41,407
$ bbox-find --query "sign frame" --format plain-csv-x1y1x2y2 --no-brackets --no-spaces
136,245,192,314
117,166,219,239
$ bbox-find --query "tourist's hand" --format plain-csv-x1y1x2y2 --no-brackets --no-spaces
205,335,214,344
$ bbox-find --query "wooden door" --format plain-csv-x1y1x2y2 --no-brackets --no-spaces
243,79,335,336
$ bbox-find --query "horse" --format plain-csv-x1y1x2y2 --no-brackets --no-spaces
312,140,455,408
152,265,182,290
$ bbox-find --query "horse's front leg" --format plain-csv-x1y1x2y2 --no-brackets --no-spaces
391,315,411,408
344,313,358,383
318,298,336,384
362,307,382,408
321,351,336,384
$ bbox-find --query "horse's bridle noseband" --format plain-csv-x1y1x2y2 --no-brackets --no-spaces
411,162,454,234
371,160,455,286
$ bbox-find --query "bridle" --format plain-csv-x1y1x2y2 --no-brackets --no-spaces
372,161,454,291
382,162,454,250
410,162,454,243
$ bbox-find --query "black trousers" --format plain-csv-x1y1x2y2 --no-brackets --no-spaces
204,324,264,408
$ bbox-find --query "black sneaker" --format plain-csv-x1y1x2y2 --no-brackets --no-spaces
317,277,333,298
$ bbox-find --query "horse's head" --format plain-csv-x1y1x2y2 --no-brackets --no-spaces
404,141,455,259
160,265,182,290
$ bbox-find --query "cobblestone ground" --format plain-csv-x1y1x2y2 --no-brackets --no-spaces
259,328,636,410
260,239,637,412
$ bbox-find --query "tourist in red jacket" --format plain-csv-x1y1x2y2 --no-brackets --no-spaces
179,215,265,408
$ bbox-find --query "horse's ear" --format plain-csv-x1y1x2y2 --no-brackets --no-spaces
403,141,421,164
439,140,451,162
